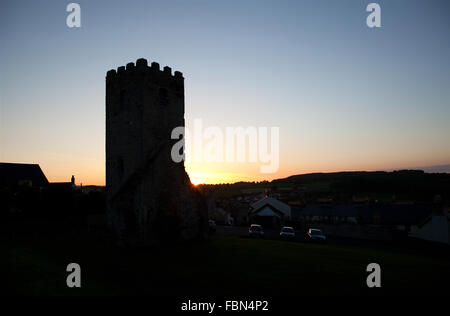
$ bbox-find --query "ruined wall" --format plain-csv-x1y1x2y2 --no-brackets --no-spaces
106,58,207,246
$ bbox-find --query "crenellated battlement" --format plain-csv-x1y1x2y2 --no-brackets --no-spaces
106,58,184,84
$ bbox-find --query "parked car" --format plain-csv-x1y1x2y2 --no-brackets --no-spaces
208,220,216,233
280,226,296,239
249,224,264,238
307,229,326,242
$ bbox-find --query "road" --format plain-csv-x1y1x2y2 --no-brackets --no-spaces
215,225,311,242
213,224,450,260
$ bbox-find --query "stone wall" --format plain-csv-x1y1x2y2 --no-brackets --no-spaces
106,58,207,246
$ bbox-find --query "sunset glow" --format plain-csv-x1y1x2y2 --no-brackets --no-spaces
190,177,204,186
1,1,449,186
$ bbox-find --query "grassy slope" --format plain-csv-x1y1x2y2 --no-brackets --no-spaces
4,236,449,296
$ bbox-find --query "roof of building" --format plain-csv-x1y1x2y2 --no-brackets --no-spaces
416,212,450,228
360,204,433,226
301,205,360,217
49,182,74,190
0,162,49,187
300,204,433,226
252,203,286,217
250,196,291,216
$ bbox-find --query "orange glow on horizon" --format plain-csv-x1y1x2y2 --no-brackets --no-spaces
190,178,204,186
28,158,450,186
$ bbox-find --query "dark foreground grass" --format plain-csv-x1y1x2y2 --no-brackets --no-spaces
3,235,449,296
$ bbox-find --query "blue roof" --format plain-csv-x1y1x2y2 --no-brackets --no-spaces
300,205,360,217
299,204,433,225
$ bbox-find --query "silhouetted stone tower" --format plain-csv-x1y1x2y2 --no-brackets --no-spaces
106,58,207,246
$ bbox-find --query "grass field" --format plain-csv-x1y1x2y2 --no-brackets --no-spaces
4,235,449,296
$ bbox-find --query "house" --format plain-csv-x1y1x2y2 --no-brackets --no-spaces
226,201,249,226
249,196,291,227
290,207,303,221
409,210,450,245
210,207,234,225
358,204,432,228
0,162,49,189
316,197,333,204
352,195,370,204
49,175,77,190
299,205,359,224
81,185,105,194
207,195,234,225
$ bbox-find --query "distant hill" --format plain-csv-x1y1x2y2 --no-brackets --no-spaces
272,170,450,201
273,169,450,183
411,164,450,173
200,170,450,202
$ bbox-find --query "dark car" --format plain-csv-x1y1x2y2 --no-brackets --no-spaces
307,228,326,242
280,226,296,239
248,224,264,238
208,220,217,233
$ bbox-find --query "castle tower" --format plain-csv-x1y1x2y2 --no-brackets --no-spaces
106,58,207,246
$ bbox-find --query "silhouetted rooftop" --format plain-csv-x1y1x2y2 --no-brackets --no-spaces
0,162,49,188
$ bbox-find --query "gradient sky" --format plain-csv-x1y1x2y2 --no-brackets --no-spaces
1,0,449,185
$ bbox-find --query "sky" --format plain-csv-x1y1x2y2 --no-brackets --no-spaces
1,0,449,185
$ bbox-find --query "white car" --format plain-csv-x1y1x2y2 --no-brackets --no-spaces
280,226,296,239
307,229,326,242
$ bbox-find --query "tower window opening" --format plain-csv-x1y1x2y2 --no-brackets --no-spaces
159,88,168,98
119,90,126,111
